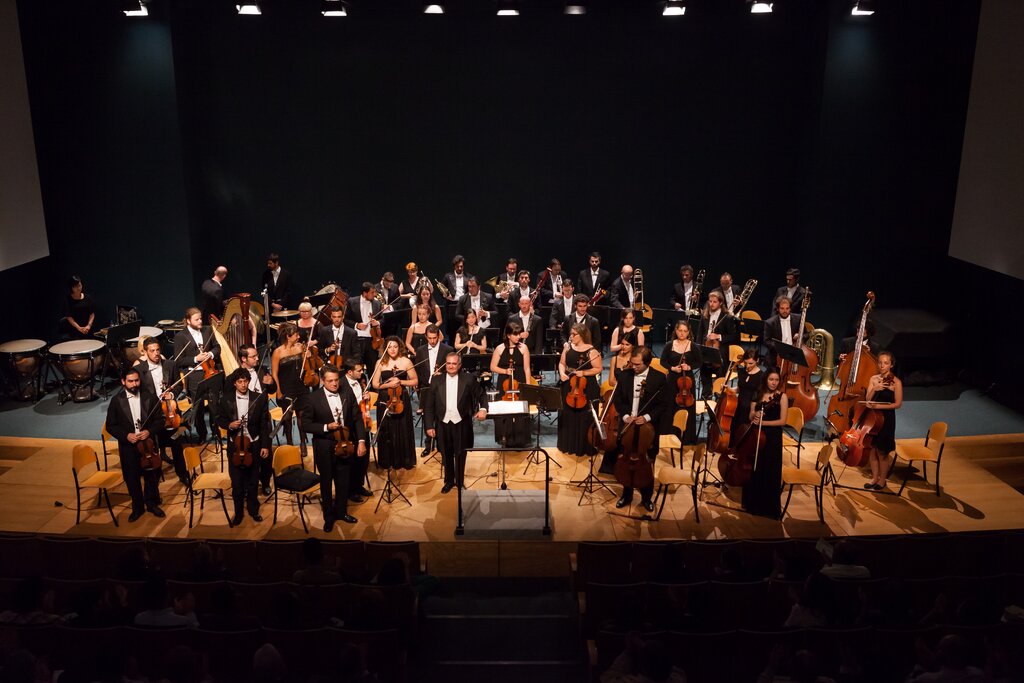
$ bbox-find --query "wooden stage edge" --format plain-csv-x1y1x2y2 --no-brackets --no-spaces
1,434,1023,577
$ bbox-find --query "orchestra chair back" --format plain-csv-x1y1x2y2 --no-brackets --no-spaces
782,406,807,467
183,445,233,529
271,444,320,533
653,443,706,522
894,422,948,497
71,444,122,527
658,410,689,468
780,443,836,523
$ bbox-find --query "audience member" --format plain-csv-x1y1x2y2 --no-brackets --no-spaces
0,578,62,625
601,633,687,683
292,538,342,585
905,634,987,682
134,578,199,628
819,541,870,580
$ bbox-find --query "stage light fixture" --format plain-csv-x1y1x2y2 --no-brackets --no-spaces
749,1,773,13
851,0,875,16
321,0,347,16
662,1,686,16
424,3,445,13
122,0,148,17
565,2,586,14
497,0,519,16
236,2,261,15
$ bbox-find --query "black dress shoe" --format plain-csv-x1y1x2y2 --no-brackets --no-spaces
148,505,166,518
232,514,243,526
128,510,143,523
356,487,373,497
863,483,874,489
441,483,455,494
250,513,263,522
338,514,357,524
348,494,364,503
261,485,272,496
323,518,335,533
615,497,631,509
642,500,655,513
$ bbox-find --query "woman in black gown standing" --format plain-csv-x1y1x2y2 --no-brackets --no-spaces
741,369,788,519
271,323,311,455
730,350,763,448
660,320,701,444
489,322,532,447
371,337,419,470
863,350,902,490
557,323,602,456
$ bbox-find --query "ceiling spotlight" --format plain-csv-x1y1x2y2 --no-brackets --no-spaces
497,0,519,16
321,0,347,16
565,2,586,14
424,3,445,13
121,0,148,17
851,0,875,16
663,1,686,16
236,2,261,15
749,1,773,13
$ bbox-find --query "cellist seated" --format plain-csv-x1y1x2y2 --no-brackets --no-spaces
612,347,667,513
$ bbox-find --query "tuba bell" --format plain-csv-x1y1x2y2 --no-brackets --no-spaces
807,327,836,390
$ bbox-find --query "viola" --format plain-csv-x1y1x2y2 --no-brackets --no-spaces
302,344,324,388
501,348,520,400
358,377,372,429
326,338,344,368
201,352,217,380
160,384,181,430
134,418,161,471
231,415,253,467
827,292,878,435
331,409,355,457
838,403,884,467
673,353,695,408
385,385,405,415
564,353,591,409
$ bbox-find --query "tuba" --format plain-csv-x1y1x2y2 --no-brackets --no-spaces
807,328,836,390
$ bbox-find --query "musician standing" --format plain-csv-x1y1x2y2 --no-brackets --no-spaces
862,351,903,491
218,369,271,526
577,252,610,299
539,258,564,305
424,352,489,492
238,343,277,495
556,324,601,456
494,258,519,302
317,306,357,366
136,336,188,486
710,272,741,312
341,360,373,502
61,275,96,340
105,367,165,522
740,370,788,519
345,283,382,368
763,296,804,370
660,320,701,445
512,296,544,356
612,347,667,513
442,255,472,302
607,265,636,310
200,266,228,323
271,323,310,457
172,307,221,442
548,279,576,341
260,253,293,312
773,267,805,313
304,365,367,531
396,263,421,301
698,291,738,395
489,322,533,448
456,278,494,330
376,272,401,338
415,325,454,393
507,270,533,308
671,265,697,312
561,294,602,348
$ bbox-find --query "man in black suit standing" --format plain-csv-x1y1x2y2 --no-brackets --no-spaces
607,265,636,310
612,347,667,513
200,265,228,323
549,279,576,344
763,296,804,370
339,359,373,502
424,352,488,492
172,307,221,442
456,277,495,330
560,295,603,348
511,296,544,356
237,343,277,495
218,369,271,526
375,271,403,338
671,265,698,312
414,325,454,391
538,258,565,306
442,254,473,303
577,252,610,300
493,258,520,303
772,267,805,314
710,272,742,314
105,367,165,522
303,365,367,531
345,283,382,369
135,336,188,486
317,306,357,366
260,253,293,313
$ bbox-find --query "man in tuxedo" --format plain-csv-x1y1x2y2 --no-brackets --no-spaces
317,306,357,366
415,325,454,391
607,265,636,310
611,347,667,513
548,279,577,346
456,277,495,330
172,307,221,442
671,265,698,312
424,352,488,492
512,296,544,355
238,343,277,494
345,283,382,368
442,254,473,302
494,258,519,302
105,367,165,522
200,266,228,323
260,253,293,313
577,251,610,299
764,297,805,370
218,369,271,526
710,272,742,313
135,336,188,486
340,360,373,502
773,267,805,314
560,294,602,348
374,272,402,336
304,365,367,531
698,291,739,395
507,270,534,309
538,258,565,306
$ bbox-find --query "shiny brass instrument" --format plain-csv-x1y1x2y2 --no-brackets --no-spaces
729,279,758,317
807,328,836,389
631,268,653,332
485,275,512,298
434,279,452,299
374,291,385,306
689,269,706,315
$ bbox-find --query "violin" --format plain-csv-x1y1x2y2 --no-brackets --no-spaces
671,347,694,407
302,343,324,388
564,353,591,409
358,377,372,429
382,365,406,415
332,408,355,457
828,292,879,436
613,381,656,493
135,418,161,471
719,392,781,487
231,414,253,467
160,383,181,430
326,338,344,368
199,334,218,379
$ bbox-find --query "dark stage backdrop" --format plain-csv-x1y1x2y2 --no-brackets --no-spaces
8,0,1019,397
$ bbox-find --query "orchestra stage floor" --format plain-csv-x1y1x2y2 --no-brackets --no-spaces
2,432,1023,576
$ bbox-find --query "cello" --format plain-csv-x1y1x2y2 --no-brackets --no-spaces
837,402,884,467
613,380,657,495
719,392,781,487
707,359,741,455
827,292,879,436
779,287,820,423
588,383,621,453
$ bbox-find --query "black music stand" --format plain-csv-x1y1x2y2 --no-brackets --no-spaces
98,320,142,397
485,401,530,489
192,371,224,453
518,383,562,474
373,408,412,512
738,317,764,342
774,340,810,370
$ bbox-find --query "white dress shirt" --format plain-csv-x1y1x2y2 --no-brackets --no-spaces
247,368,262,394
470,294,490,328
146,361,164,393
724,289,735,310
708,310,722,335
519,312,532,333
357,298,372,338
348,378,363,403
324,389,344,430
272,267,281,286
427,344,442,383
443,374,461,424
453,274,466,298
188,327,204,359
235,392,256,440
127,391,142,430
780,316,793,346
631,369,652,423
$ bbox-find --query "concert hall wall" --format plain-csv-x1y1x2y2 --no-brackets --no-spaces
8,0,1014,394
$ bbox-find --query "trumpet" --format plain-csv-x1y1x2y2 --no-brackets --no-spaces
434,279,452,299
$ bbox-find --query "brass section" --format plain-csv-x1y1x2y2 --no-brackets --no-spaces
807,327,835,390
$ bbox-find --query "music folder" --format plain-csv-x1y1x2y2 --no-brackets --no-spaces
774,341,809,368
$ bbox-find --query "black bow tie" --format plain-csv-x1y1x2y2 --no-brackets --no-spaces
236,394,248,400
326,391,339,398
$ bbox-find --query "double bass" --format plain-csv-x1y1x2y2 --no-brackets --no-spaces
588,383,620,453
779,287,820,423
614,380,657,494
707,360,741,455
827,292,878,437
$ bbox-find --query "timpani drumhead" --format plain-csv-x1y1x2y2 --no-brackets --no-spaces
0,339,47,355
50,340,106,381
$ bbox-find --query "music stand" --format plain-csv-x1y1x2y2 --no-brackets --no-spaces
518,384,563,474
774,340,809,370
486,400,530,489
99,320,142,397
738,317,764,342
193,371,224,451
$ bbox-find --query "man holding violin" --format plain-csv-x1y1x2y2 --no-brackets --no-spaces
304,365,367,531
218,368,271,526
173,307,221,443
345,283,382,369
612,347,667,513
238,343,277,495
136,336,188,487
340,360,373,503
423,352,488,493
106,367,165,522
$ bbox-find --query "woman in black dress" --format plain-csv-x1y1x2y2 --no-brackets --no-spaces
410,286,444,330
61,275,96,340
730,350,763,448
741,370,788,519
454,309,488,354
660,320,701,444
295,300,323,347
609,308,646,353
489,322,533,447
271,322,311,454
371,337,419,470
557,323,602,456
608,331,637,388
405,304,432,355
863,351,903,490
